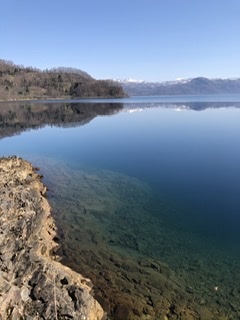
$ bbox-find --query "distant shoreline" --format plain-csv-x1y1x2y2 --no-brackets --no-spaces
2,93,240,104
0,95,127,104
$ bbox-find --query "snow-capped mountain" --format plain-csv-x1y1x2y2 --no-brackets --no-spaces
116,77,240,96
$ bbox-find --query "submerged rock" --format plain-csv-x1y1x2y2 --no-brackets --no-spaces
0,156,104,320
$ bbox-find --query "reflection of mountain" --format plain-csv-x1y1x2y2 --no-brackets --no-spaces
1,100,239,139
0,102,123,139
184,101,240,110
124,101,240,111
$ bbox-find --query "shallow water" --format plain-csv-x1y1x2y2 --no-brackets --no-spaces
1,98,240,318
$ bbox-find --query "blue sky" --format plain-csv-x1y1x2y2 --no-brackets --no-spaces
1,0,240,81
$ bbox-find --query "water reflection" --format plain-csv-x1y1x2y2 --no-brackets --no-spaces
1,100,240,141
1,99,240,318
0,102,123,139
123,101,240,111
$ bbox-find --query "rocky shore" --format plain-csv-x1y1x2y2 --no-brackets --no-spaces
0,156,104,320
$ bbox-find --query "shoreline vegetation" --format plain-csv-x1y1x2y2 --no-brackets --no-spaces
0,156,104,320
0,96,122,103
0,59,126,101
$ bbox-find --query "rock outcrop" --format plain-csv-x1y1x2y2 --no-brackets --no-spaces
0,156,104,320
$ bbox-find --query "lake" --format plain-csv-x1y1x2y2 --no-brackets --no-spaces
1,96,240,319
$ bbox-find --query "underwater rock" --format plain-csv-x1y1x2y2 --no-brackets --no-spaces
23,156,239,319
0,156,104,320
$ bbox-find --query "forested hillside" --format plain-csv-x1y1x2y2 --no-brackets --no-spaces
0,60,126,100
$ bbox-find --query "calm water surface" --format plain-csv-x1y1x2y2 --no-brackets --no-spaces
1,97,240,318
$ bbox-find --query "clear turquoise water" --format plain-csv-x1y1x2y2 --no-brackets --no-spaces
1,97,240,318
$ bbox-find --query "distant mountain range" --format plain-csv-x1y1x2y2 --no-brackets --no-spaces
117,77,240,96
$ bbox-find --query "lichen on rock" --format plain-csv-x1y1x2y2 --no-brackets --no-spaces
0,156,104,320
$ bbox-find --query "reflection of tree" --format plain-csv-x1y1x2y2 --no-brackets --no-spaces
0,102,123,139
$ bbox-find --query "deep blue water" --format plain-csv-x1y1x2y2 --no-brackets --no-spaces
1,100,240,241
1,96,240,316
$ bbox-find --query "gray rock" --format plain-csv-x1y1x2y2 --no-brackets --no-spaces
0,156,104,320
